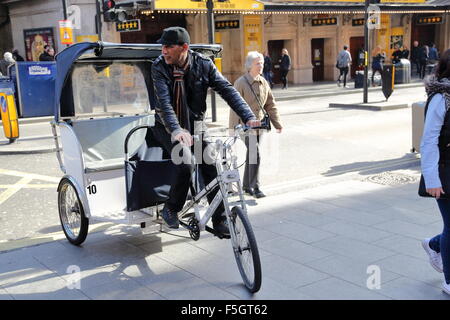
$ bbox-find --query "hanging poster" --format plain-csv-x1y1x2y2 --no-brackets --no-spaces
243,15,262,58
23,28,55,62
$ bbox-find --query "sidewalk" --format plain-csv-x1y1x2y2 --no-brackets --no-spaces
0,167,449,300
0,79,425,155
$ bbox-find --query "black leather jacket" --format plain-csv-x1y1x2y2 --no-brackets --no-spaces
151,50,256,134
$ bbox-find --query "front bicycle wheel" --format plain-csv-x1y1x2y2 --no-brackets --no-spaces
58,178,89,246
229,206,262,293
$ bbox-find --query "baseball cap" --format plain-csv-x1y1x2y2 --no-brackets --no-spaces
157,27,190,46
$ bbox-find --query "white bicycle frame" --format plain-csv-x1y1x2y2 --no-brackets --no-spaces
177,127,248,237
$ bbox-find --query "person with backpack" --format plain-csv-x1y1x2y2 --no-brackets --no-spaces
420,48,450,296
336,45,352,88
371,46,385,87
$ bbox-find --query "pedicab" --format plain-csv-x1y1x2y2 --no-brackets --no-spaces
51,42,263,292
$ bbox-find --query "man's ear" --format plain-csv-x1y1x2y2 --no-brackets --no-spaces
182,43,189,52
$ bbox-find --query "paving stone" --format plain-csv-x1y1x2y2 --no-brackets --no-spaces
305,254,401,288
81,277,165,300
261,254,329,289
3,271,89,300
225,277,315,300
378,277,450,300
297,277,391,300
0,286,13,300
312,236,396,263
259,236,333,264
274,209,339,227
263,220,336,244
317,221,392,243
373,254,444,288
372,219,442,240
321,207,391,226
153,276,239,300
373,235,431,260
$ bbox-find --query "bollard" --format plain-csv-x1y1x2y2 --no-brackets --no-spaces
0,90,19,143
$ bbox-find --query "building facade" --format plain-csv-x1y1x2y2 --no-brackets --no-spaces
0,0,449,84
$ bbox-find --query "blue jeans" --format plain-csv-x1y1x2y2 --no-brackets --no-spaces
263,71,273,86
429,199,450,284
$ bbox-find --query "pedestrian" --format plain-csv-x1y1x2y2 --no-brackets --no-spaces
263,51,274,89
229,51,283,199
418,45,429,79
371,46,385,87
0,52,15,76
420,48,450,296
39,45,55,61
402,45,410,60
336,45,352,88
12,49,24,62
391,45,403,64
149,26,259,233
411,40,421,77
429,43,439,62
279,48,291,89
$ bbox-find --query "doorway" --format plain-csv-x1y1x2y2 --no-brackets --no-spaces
350,36,365,78
268,40,284,84
311,38,324,81
411,23,436,47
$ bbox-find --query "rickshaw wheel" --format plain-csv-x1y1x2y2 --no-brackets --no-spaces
58,178,89,246
229,206,262,293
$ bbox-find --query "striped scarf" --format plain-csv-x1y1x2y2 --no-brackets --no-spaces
173,54,191,132
425,76,450,111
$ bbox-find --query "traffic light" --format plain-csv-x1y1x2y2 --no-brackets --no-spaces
103,0,128,22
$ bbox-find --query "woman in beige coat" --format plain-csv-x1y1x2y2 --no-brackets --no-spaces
229,51,283,198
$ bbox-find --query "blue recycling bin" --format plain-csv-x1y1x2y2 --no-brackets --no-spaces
15,62,56,117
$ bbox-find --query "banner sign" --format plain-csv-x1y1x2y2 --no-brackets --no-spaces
59,20,74,45
116,19,141,32
153,0,264,11
417,16,444,25
243,15,262,58
312,18,337,26
23,28,55,62
215,20,240,30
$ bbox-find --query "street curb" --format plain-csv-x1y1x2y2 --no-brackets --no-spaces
0,145,56,155
329,102,409,111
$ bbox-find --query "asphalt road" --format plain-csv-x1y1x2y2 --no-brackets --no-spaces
0,85,426,243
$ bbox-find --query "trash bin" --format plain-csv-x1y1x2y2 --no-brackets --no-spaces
394,58,411,84
0,88,19,143
354,71,365,88
411,101,425,153
382,64,395,101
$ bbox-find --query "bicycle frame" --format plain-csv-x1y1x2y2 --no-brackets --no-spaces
177,130,248,235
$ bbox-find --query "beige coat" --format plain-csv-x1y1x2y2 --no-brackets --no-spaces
229,73,282,130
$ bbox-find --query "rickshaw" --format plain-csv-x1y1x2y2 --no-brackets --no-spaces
51,42,262,293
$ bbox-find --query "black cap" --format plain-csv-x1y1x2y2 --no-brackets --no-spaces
157,27,190,46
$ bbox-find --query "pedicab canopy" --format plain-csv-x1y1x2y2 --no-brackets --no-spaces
54,41,222,121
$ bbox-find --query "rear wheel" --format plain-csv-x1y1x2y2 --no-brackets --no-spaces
229,206,262,293
58,178,89,245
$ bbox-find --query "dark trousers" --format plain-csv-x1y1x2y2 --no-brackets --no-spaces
243,134,261,190
150,122,224,223
411,60,421,76
429,199,450,284
419,60,427,79
263,71,273,87
280,69,289,88
338,67,349,86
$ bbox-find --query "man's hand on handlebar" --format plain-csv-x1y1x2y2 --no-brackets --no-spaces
246,119,261,128
174,130,193,147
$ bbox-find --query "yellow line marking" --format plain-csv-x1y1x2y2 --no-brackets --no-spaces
0,168,60,183
0,177,33,205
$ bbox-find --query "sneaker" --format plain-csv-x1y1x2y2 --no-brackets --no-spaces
253,188,266,198
442,281,450,295
422,238,443,273
161,205,179,229
213,218,230,236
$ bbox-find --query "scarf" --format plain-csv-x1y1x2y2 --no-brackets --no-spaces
425,76,450,111
173,54,191,133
